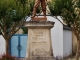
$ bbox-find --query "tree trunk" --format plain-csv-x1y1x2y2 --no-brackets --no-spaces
5,40,9,54
76,40,80,60
79,40,80,51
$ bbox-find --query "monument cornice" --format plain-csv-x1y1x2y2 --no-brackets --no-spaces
25,21,55,28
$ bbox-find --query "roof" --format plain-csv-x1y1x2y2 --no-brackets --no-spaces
63,25,71,30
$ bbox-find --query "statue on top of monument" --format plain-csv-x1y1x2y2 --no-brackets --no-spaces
31,0,47,18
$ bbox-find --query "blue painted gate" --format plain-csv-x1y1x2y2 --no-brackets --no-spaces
10,34,28,58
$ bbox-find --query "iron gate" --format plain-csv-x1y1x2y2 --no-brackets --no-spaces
10,34,28,58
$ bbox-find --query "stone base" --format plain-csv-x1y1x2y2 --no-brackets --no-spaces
15,57,55,60
31,17,47,21
26,57,54,60
25,21,55,58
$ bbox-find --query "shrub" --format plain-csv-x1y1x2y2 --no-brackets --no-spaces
0,54,15,60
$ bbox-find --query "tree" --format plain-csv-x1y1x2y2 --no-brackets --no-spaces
49,0,80,60
0,0,30,54
22,27,28,34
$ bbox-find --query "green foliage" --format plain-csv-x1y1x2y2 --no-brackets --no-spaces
22,27,28,34
0,0,30,39
49,0,62,15
0,0,31,54
49,0,74,16
0,0,30,21
49,0,80,27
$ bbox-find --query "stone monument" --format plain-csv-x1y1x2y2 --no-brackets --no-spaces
31,0,47,21
25,0,55,59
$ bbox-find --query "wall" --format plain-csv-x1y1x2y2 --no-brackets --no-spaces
63,29,72,57
47,16,72,58
47,16,64,58
0,35,6,55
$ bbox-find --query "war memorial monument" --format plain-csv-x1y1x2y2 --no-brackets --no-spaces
25,0,55,59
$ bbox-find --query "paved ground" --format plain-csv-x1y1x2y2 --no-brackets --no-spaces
64,56,80,60
15,56,80,60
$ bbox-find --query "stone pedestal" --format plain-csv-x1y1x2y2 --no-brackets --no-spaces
32,17,47,21
25,21,55,58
